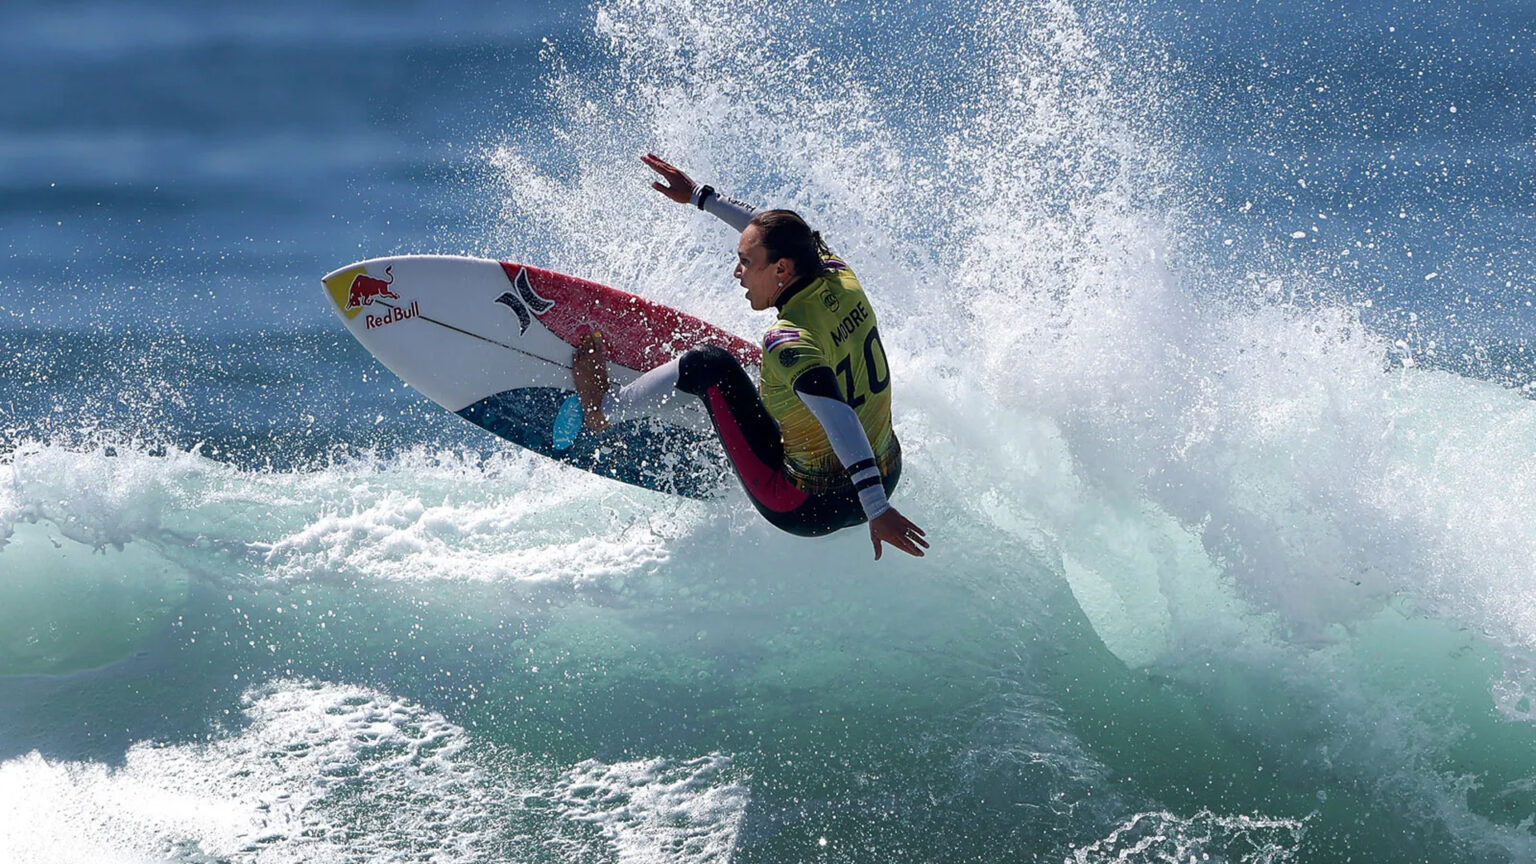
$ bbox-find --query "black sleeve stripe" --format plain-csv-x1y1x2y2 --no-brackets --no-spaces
854,474,884,491
845,457,878,476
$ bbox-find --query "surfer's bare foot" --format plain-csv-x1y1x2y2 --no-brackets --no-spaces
573,332,611,431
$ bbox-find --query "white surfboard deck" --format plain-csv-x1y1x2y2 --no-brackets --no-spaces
322,254,762,498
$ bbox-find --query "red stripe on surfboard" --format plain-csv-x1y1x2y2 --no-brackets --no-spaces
500,263,762,372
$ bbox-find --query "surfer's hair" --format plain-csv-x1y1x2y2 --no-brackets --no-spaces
750,210,830,280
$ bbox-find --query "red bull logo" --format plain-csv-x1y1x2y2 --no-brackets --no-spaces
346,265,399,309
324,263,416,323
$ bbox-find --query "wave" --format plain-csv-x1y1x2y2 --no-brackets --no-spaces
5,0,1536,860
0,678,748,864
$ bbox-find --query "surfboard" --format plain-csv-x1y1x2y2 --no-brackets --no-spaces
321,255,761,498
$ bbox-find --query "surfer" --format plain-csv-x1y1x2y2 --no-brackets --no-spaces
572,154,928,560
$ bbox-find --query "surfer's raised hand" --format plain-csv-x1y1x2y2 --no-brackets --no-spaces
642,153,696,204
868,508,928,560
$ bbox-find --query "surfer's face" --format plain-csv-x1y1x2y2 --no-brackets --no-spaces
736,225,790,311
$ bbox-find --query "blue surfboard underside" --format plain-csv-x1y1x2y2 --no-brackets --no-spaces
456,387,727,499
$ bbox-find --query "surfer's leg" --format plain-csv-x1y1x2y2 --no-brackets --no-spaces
675,345,810,516
603,357,683,423
783,453,904,536
674,346,905,536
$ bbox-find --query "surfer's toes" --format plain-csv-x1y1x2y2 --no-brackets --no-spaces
573,332,611,430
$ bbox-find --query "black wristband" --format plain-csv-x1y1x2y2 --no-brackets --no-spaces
695,184,715,209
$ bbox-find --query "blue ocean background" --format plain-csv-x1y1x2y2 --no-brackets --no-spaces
3,0,1536,861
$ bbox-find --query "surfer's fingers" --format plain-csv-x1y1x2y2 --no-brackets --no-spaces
882,521,925,557
646,153,682,176
643,155,678,179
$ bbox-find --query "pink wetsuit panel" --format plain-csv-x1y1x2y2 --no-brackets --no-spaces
706,387,808,513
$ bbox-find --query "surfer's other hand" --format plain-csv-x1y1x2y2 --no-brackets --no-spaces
868,508,928,560
573,331,611,431
642,153,695,204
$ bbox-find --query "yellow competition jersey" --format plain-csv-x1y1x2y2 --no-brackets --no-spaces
760,259,897,486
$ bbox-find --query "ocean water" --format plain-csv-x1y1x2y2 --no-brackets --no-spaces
3,0,1536,861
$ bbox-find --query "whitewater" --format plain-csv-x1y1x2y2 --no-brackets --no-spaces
3,0,1536,861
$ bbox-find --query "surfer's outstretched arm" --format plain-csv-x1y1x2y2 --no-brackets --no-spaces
642,153,756,232
793,369,928,559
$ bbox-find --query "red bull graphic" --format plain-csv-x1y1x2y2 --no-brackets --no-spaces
346,265,400,309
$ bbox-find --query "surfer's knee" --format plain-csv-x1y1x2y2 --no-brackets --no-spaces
675,344,742,396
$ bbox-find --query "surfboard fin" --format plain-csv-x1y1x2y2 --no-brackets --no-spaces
552,394,585,450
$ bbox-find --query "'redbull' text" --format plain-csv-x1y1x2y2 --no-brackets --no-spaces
365,301,420,329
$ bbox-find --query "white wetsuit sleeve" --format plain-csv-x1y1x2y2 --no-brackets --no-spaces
795,390,892,521
690,185,756,233
602,357,682,423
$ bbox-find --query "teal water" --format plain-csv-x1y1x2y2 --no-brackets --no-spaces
4,0,1536,861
